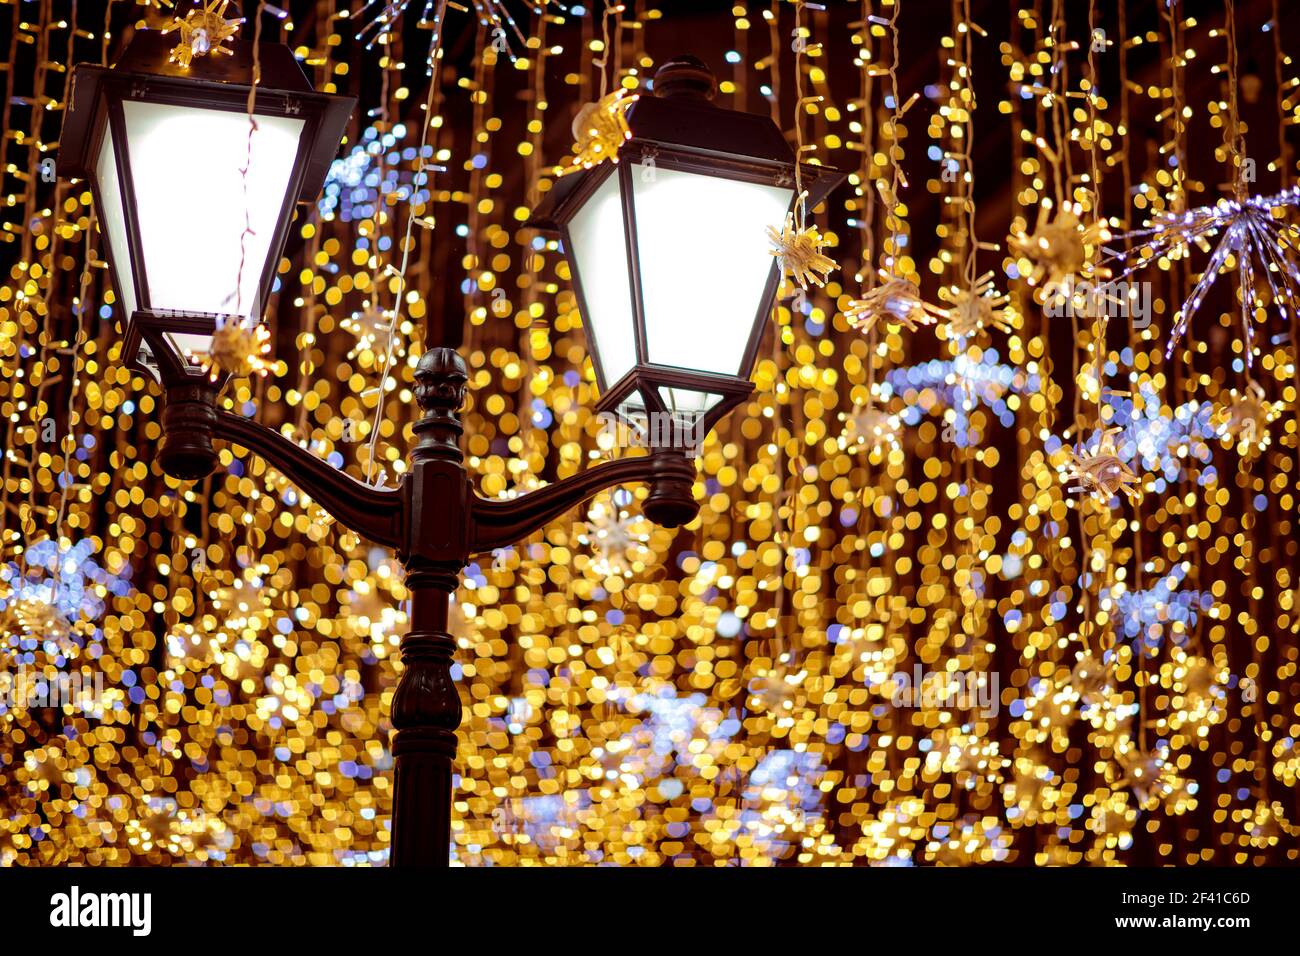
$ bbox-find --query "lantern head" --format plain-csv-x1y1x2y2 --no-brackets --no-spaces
59,26,354,386
529,54,845,439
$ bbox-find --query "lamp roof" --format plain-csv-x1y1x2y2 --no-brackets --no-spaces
114,27,315,90
60,29,354,204
528,55,843,231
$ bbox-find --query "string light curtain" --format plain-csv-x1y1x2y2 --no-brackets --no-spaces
1,0,1299,866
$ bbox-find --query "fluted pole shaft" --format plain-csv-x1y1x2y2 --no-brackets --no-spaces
390,565,461,866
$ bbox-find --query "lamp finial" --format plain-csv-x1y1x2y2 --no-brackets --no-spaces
412,348,469,463
414,348,468,415
652,55,717,101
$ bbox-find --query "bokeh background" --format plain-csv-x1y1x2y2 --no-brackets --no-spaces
2,0,1300,865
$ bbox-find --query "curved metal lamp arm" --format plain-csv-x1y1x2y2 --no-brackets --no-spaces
212,409,404,550
468,451,696,555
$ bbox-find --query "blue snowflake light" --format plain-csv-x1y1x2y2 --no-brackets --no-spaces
0,538,132,662
318,123,437,223
1097,562,1212,650
883,349,1040,446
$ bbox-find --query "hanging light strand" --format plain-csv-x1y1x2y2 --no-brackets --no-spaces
364,0,452,486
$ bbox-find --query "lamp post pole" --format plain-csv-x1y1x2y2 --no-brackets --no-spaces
160,346,700,866
389,348,469,867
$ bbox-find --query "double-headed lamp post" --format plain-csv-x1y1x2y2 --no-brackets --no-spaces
62,28,843,865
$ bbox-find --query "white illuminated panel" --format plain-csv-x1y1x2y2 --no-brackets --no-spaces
122,100,305,320
631,164,792,376
95,126,137,320
565,171,638,387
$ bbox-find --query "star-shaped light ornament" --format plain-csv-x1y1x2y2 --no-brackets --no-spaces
939,271,1015,339
1069,652,1115,710
343,303,396,353
747,654,806,717
768,199,838,290
203,319,272,381
1212,380,1282,455
837,401,901,455
558,90,638,176
163,0,243,70
1100,184,1300,366
578,491,652,578
845,271,943,334
1009,201,1108,299
1115,743,1190,812
1062,427,1142,505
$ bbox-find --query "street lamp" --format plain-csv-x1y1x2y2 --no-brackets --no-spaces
528,55,842,440
60,39,842,866
60,26,354,479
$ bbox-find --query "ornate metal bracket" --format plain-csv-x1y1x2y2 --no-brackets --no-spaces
153,346,703,866
469,452,696,554
210,409,404,550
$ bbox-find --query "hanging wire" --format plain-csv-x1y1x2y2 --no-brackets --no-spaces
232,2,265,324
364,0,453,485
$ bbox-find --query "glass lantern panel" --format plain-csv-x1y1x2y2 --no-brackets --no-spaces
658,386,724,417
122,100,305,320
631,164,792,376
565,171,638,387
166,332,217,366
614,389,647,419
95,125,137,321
